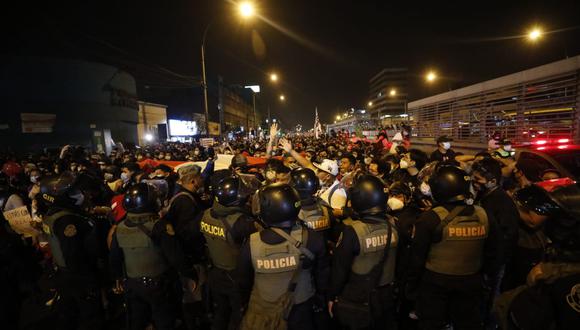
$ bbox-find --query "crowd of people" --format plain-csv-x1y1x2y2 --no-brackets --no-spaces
0,123,579,330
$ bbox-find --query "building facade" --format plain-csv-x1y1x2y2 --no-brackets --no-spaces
0,57,139,152
137,101,168,146
407,55,580,149
368,68,409,125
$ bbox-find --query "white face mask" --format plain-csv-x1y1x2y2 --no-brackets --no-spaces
387,197,405,211
503,145,512,151
194,150,200,155
420,182,431,196
30,176,39,183
442,142,451,150
121,172,130,183
364,157,372,165
399,159,409,169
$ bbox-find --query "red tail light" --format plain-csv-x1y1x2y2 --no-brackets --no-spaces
534,140,548,145
557,138,570,144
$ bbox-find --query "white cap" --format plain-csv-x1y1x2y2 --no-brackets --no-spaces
314,159,339,176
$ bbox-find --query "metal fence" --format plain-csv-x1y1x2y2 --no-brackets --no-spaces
408,69,580,145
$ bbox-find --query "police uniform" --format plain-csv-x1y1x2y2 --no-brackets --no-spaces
409,204,499,329
43,206,105,330
110,212,196,330
236,224,330,330
330,216,399,329
200,203,256,330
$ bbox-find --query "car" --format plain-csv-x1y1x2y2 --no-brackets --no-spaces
514,142,580,181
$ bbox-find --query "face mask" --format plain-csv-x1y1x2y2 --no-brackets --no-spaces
30,176,39,183
364,157,372,165
121,172,130,183
194,150,200,155
387,197,405,211
399,159,409,169
70,166,77,172
165,156,171,160
352,153,358,158
420,182,431,196
442,142,451,150
503,145,512,152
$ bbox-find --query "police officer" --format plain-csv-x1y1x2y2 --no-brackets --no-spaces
109,182,197,330
237,183,329,330
328,175,398,330
408,165,499,330
495,180,580,329
290,168,337,240
39,172,105,330
200,176,257,330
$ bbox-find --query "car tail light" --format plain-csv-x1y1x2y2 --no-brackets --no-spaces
537,146,546,150
557,145,569,149
557,138,570,144
534,140,548,145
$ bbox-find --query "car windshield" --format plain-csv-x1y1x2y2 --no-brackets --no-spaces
543,149,580,179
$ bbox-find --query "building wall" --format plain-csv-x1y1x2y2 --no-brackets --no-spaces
0,57,139,152
368,68,408,119
137,101,167,145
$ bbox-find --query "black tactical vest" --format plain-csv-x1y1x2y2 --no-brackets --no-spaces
299,202,331,231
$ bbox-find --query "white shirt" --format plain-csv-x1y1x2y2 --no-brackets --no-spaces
317,179,347,209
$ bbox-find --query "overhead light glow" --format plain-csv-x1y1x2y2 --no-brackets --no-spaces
144,134,153,142
239,2,255,18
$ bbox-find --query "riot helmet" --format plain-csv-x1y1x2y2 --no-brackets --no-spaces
349,174,387,216
215,176,252,206
123,182,161,214
428,165,470,203
39,171,84,208
289,168,320,200
258,183,301,228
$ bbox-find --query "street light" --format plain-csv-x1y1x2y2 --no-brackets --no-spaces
336,115,341,120
201,1,255,136
389,88,397,97
270,73,278,82
367,101,373,107
425,71,437,83
239,2,255,18
279,94,285,101
527,27,543,42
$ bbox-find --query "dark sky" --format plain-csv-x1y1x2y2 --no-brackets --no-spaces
4,0,580,127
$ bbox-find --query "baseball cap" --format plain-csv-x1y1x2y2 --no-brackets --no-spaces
436,135,453,144
313,159,339,176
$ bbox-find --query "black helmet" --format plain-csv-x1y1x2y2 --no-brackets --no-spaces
39,171,80,207
350,175,387,216
215,176,251,206
123,182,161,213
231,154,248,169
428,165,470,203
290,168,320,200
258,183,301,227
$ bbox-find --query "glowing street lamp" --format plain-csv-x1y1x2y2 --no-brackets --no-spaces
389,88,397,97
336,115,341,120
239,2,255,18
527,27,543,42
368,101,373,107
425,71,437,83
270,73,278,82
279,94,285,101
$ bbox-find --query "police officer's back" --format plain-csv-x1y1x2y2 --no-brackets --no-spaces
290,168,337,243
40,172,105,330
409,165,500,330
237,183,329,330
200,176,257,330
329,175,399,330
109,183,197,330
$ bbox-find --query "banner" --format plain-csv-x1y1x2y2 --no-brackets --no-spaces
21,113,56,133
3,206,39,237
200,138,215,147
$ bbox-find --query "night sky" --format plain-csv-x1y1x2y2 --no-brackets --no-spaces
5,0,580,128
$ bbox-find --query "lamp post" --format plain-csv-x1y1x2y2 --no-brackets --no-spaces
201,2,255,137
